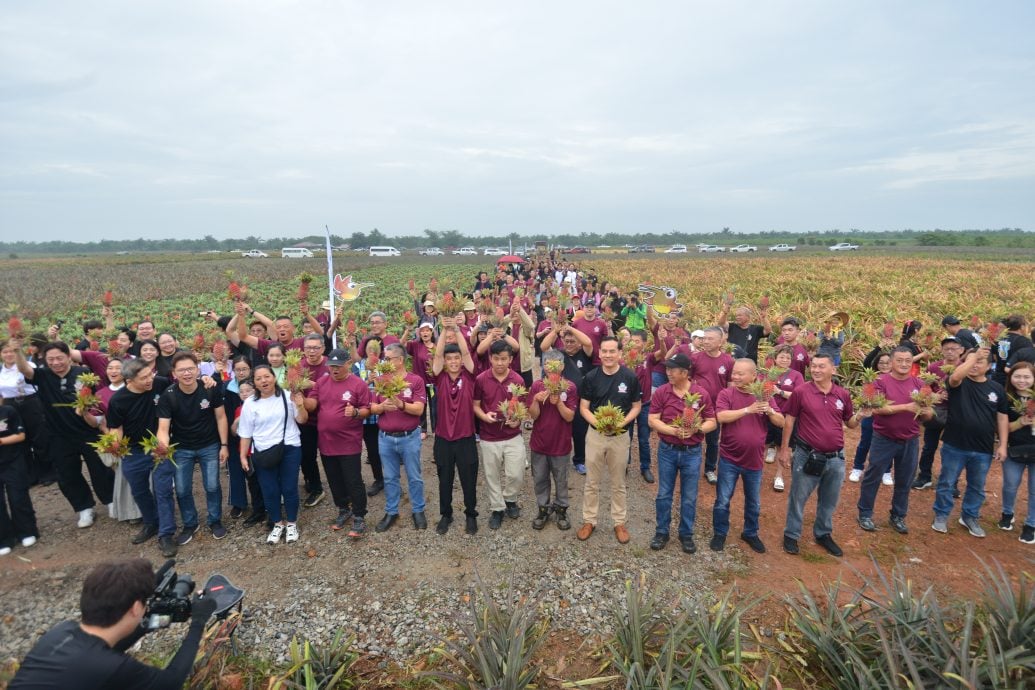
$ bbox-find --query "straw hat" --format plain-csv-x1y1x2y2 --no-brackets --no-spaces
825,311,850,327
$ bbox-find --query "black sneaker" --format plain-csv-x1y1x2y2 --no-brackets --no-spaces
505,501,521,519
210,522,227,540
243,510,267,527
532,507,550,530
366,480,384,497
229,506,245,519
649,533,669,551
465,516,478,535
304,490,325,508
131,524,158,545
375,514,398,533
858,516,877,532
641,468,655,484
740,534,766,553
783,536,800,555
680,536,696,554
489,511,504,530
910,477,932,490
332,509,353,531
413,511,428,530
176,525,200,546
816,534,843,557
347,518,366,539
709,534,726,551
890,516,909,534
998,513,1015,531
436,516,453,535
158,535,178,557
1020,525,1035,545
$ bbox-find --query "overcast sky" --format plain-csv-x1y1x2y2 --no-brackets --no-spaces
2,2,1033,241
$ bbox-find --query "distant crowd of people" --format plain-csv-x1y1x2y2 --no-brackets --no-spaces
1,255,1033,560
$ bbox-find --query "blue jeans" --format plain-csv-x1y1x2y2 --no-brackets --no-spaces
1002,458,1035,527
173,443,222,528
852,416,874,471
784,446,845,541
857,432,918,520
256,444,301,523
655,441,701,538
651,371,666,392
933,442,991,520
380,428,425,515
627,402,651,471
121,450,158,530
713,458,762,537
152,459,177,537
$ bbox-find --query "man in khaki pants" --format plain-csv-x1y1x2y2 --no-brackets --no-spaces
577,336,642,544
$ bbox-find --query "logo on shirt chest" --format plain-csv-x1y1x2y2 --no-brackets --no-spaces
783,378,792,386
560,392,568,402
618,382,628,393
402,388,412,398
343,391,352,402
576,361,583,369
747,334,753,341
153,394,160,405
0,420,7,432
835,399,844,411
593,326,600,334
200,399,210,410
796,353,805,361
456,379,464,389
988,392,999,403
718,365,727,375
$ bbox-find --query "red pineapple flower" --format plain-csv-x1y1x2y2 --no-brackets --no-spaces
984,321,1003,342
970,314,982,329
212,340,226,361
862,382,878,398
193,333,206,352
347,319,357,335
882,321,895,339
103,290,113,308
763,380,776,397
758,294,770,310
429,277,439,293
7,316,24,339
88,339,100,351
408,278,415,291
228,281,242,301
296,272,313,302
108,338,122,355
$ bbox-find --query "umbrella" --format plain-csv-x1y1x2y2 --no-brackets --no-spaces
497,255,525,264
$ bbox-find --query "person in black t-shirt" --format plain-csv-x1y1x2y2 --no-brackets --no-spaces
13,341,114,529
576,336,641,545
156,352,229,547
999,362,1035,544
9,558,217,690
717,303,771,363
932,347,1009,538
540,322,594,473
0,402,38,556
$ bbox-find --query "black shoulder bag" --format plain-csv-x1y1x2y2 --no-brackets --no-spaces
250,393,288,470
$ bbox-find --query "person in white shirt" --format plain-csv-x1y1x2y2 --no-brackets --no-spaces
0,340,53,485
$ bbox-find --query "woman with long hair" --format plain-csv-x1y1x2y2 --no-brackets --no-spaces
1001,362,1035,544
237,364,307,545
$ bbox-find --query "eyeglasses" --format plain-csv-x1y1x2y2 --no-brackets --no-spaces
174,367,197,375
303,345,323,351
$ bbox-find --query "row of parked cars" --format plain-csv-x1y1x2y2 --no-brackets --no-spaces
631,242,860,254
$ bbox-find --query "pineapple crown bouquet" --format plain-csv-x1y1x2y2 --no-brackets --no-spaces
593,402,627,436
497,383,530,423
542,360,569,397
372,361,408,399
140,431,178,467
89,431,130,468
282,349,314,393
667,392,702,436
55,372,101,414
745,379,776,403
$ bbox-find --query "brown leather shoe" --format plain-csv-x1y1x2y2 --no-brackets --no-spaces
614,524,630,544
576,522,595,541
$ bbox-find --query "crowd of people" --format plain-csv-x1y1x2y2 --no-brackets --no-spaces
1,254,1033,561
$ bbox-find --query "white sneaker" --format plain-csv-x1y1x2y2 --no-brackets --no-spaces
773,476,785,492
267,524,285,544
21,536,37,548
0,546,11,557
285,523,299,543
77,508,95,528
882,473,894,486
848,469,863,483
765,448,776,464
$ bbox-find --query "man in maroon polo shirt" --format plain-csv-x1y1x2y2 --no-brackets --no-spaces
778,353,866,557
684,326,735,485
304,348,370,537
369,343,427,532
528,350,578,531
776,318,811,375
298,333,330,509
356,311,400,360
857,346,935,534
473,340,528,531
571,301,609,365
712,359,784,553
430,317,479,535
231,301,321,355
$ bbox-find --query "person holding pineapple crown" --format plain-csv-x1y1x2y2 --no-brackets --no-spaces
473,340,528,531
577,336,641,544
717,302,771,363
528,349,578,531
647,353,716,554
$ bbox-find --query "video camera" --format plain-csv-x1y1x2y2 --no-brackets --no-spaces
144,560,245,631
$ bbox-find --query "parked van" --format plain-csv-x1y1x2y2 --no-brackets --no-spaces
281,247,314,258
369,246,401,257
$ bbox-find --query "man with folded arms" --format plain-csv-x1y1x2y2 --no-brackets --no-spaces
304,348,370,537
369,343,427,532
779,354,866,557
577,336,641,544
712,359,784,553
857,347,932,535
647,353,715,554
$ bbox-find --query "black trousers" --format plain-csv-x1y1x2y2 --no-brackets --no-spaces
916,423,944,481
572,414,588,467
421,385,438,434
50,435,114,512
299,424,323,493
0,453,39,546
321,454,366,517
9,396,53,484
363,424,383,483
433,436,478,518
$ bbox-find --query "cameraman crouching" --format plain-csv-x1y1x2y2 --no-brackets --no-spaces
10,558,216,689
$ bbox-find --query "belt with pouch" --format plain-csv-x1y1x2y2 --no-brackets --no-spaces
794,441,842,459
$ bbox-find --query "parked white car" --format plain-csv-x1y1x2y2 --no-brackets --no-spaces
768,243,797,252
729,244,758,253
829,242,860,251
281,247,314,258
483,247,507,256
697,245,726,253
241,249,268,258
419,247,444,256
665,244,687,253
452,247,477,256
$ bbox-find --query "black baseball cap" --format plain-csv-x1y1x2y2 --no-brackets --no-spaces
941,315,961,326
664,353,692,370
327,348,350,366
940,336,961,346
